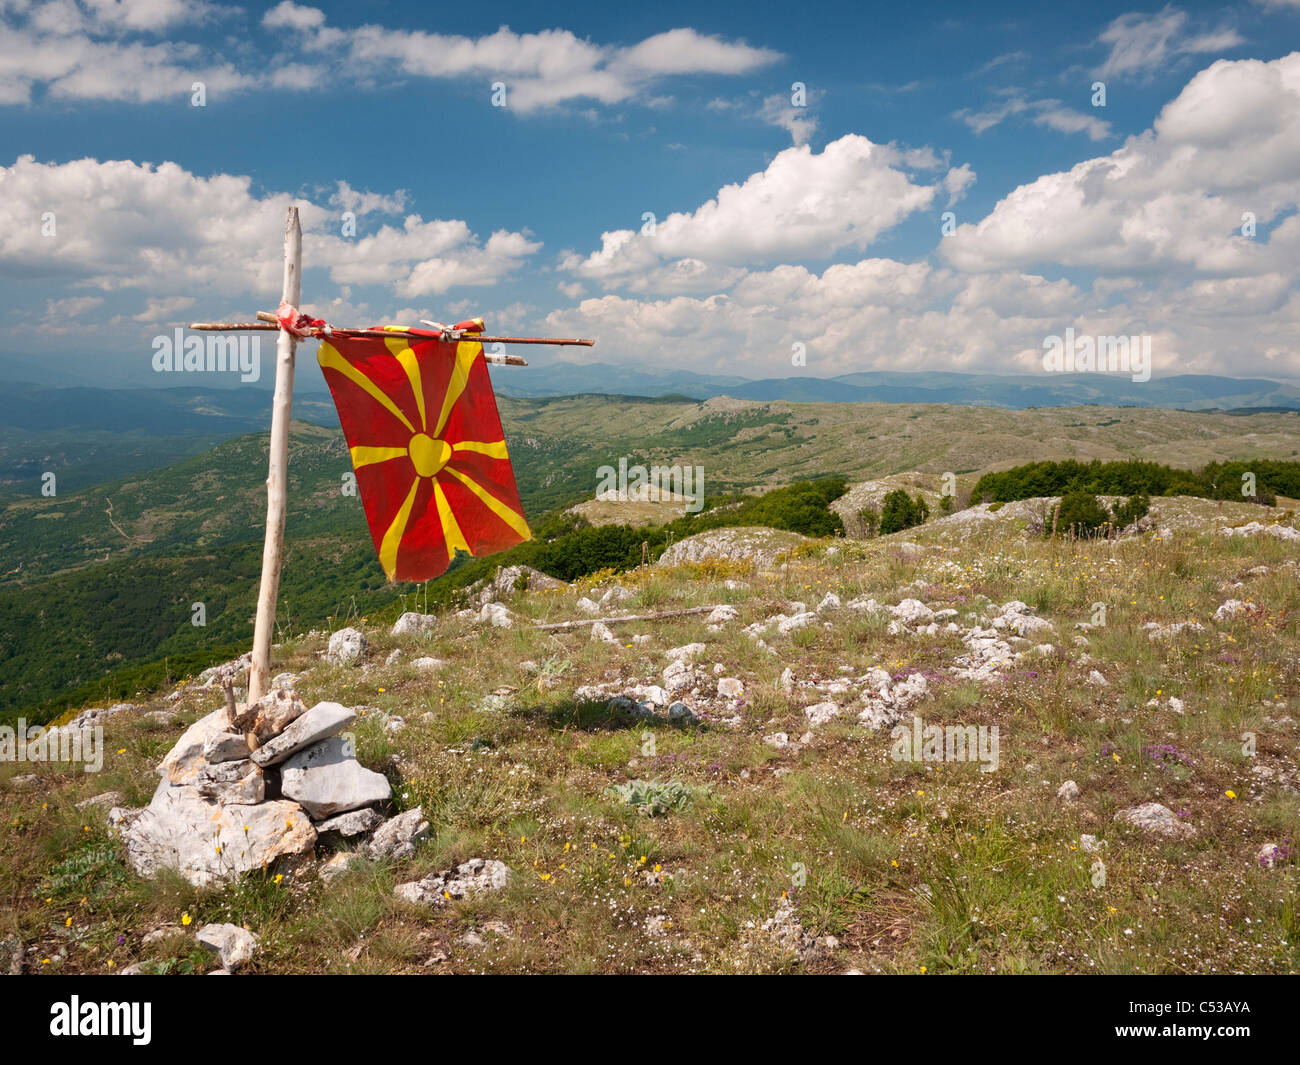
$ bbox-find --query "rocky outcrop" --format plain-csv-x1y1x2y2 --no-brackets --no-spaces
656,526,810,568
394,859,510,906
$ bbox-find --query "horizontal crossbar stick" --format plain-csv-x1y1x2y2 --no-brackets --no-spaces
188,322,531,364
249,310,593,346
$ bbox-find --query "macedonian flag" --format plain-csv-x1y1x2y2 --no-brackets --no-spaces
317,321,531,582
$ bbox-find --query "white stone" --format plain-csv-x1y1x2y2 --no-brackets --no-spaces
280,736,392,820
394,858,510,906
326,627,368,666
195,923,258,972
314,807,384,837
118,780,315,888
479,602,515,628
392,612,438,636
250,701,356,768
1115,802,1196,839
804,701,840,726
367,807,430,862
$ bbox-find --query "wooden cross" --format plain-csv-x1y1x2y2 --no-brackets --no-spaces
189,205,593,703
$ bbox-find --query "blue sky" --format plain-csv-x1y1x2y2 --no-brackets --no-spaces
1,0,1298,389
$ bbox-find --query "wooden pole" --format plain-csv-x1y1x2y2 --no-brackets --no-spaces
247,205,302,704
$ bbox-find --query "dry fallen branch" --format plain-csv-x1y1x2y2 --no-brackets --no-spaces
534,605,723,631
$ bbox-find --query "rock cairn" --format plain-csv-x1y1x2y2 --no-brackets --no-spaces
110,684,397,888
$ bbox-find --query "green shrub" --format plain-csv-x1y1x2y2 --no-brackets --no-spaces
879,490,929,535
1048,492,1111,539
1110,492,1150,530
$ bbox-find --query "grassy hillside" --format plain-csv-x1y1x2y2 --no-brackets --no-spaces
2,499,1296,974
3,396,1298,721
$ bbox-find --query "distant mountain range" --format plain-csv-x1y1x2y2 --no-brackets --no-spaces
490,365,1300,410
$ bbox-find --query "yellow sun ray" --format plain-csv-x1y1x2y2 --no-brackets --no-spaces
433,480,471,556
451,439,510,459
443,465,532,540
350,445,409,469
385,336,427,431
378,476,421,578
431,339,480,438
320,343,415,434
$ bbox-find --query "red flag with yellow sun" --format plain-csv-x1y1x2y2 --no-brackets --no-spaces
317,320,531,582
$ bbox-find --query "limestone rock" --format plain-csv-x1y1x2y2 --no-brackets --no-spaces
394,858,510,906
76,791,122,810
193,759,264,805
412,657,446,671
119,780,316,888
1057,780,1080,802
202,731,252,765
627,684,669,707
315,807,385,838
1213,599,1250,622
280,736,392,820
663,658,696,694
479,602,515,628
804,701,840,726
665,642,706,661
250,701,356,768
230,688,307,743
367,807,429,862
717,677,743,698
161,710,232,785
326,627,368,666
195,923,258,972
1115,802,1196,839
392,612,438,637
0,934,22,975
777,612,817,634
